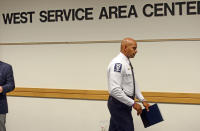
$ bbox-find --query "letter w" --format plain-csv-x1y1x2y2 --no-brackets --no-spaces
2,13,13,24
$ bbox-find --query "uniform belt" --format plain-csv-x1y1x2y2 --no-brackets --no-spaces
127,95,134,99
109,95,133,100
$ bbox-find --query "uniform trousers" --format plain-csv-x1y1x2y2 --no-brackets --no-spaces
108,96,134,131
0,114,6,131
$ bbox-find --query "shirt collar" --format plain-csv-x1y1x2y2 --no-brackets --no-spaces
119,52,129,64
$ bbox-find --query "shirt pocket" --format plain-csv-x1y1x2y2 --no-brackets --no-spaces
123,69,132,84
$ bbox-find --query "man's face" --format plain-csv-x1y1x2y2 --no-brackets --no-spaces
125,42,137,58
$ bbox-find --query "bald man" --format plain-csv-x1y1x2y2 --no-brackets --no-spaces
107,38,149,131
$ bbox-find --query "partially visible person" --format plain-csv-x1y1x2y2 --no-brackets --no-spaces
0,61,15,131
107,37,150,131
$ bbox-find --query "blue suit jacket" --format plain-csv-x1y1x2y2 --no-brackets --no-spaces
0,61,15,114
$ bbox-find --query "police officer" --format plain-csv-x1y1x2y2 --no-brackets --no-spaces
107,37,150,131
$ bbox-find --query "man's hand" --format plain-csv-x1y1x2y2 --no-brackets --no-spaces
142,101,150,111
133,103,142,116
0,86,3,93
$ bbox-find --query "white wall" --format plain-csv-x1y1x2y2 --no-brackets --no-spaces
0,41,200,92
0,0,200,130
6,97,200,131
1,0,200,42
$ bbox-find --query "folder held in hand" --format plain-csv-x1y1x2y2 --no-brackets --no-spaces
140,104,164,128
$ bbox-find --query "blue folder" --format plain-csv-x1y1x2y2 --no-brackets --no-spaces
140,104,164,128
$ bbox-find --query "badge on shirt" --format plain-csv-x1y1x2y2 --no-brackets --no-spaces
114,63,122,72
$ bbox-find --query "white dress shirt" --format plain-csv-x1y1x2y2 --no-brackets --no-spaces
107,52,145,106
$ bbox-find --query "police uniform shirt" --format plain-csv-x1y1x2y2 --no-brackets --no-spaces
107,52,145,106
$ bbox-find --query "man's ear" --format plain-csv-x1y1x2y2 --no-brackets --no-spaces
124,46,127,52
